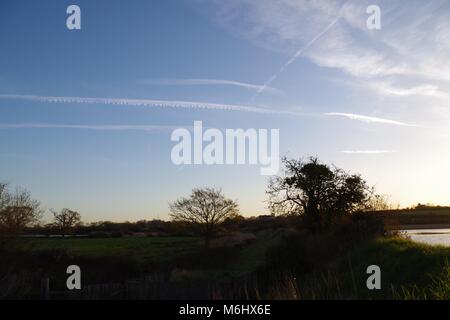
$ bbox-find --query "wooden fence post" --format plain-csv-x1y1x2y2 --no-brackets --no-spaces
41,278,50,300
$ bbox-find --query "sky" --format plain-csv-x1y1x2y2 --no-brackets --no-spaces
1,0,450,222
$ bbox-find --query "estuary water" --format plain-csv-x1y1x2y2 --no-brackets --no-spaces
403,228,450,246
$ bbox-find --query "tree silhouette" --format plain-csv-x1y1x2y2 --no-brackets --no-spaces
267,157,372,231
0,183,42,235
169,187,239,248
52,208,82,236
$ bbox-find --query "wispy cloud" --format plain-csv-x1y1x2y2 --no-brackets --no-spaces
0,93,303,116
368,82,448,98
140,78,282,95
324,112,418,127
253,14,341,100
0,123,179,132
201,0,450,118
342,150,397,154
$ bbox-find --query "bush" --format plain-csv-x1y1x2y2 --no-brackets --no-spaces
334,213,386,247
265,232,339,275
264,213,386,277
172,246,241,270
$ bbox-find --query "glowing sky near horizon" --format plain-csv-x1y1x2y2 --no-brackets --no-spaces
1,0,450,222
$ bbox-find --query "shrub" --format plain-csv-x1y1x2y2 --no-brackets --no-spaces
334,213,386,248
172,246,241,270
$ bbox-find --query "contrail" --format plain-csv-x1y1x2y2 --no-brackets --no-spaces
342,150,397,154
0,123,180,132
324,112,420,127
252,15,341,101
140,78,282,94
0,94,420,128
0,94,302,116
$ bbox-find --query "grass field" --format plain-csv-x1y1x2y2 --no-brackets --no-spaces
347,237,450,299
284,237,450,299
17,236,201,266
4,231,450,299
12,231,287,282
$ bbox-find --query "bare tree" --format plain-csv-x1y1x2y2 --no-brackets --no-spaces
52,208,81,235
0,182,10,213
0,184,42,235
365,194,396,211
169,187,239,247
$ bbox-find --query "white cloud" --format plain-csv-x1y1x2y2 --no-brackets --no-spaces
198,0,450,107
253,14,341,100
368,82,448,98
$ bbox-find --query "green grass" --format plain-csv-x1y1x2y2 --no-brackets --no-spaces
229,229,285,274
9,234,450,299
351,237,450,285
193,230,286,280
17,237,201,266
15,233,284,280
310,237,450,299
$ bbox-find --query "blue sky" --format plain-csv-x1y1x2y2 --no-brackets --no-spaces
1,0,450,222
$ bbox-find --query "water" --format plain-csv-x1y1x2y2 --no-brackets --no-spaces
403,228,450,246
